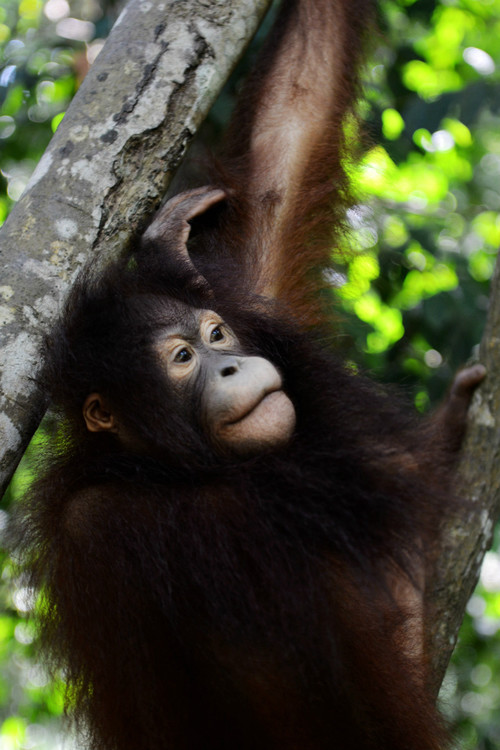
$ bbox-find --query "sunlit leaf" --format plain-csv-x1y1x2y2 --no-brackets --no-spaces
383,215,408,247
382,108,404,140
468,251,496,282
0,716,26,747
472,211,500,247
51,110,64,131
403,60,462,97
0,85,24,117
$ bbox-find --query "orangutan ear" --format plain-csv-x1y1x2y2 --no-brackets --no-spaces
83,394,118,433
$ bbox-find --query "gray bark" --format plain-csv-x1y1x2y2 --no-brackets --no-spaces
429,258,500,684
0,0,273,496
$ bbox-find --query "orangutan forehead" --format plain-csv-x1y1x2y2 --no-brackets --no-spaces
126,294,208,328
142,300,223,339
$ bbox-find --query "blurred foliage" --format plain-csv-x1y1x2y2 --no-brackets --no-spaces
0,0,115,218
1,432,66,749
335,0,500,414
1,0,500,748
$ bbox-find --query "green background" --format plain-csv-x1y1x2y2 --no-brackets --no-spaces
1,0,500,747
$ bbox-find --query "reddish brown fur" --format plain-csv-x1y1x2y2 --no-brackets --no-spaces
198,0,372,326
10,1,482,749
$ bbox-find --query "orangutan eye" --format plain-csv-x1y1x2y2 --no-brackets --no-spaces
174,348,192,363
210,326,224,343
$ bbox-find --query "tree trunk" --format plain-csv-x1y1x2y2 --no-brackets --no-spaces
428,257,500,684
0,0,273,495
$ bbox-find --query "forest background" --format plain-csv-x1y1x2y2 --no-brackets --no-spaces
0,0,499,747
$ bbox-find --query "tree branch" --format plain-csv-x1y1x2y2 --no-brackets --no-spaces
0,0,272,496
428,257,500,686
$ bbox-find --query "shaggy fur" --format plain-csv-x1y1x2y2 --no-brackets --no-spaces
12,0,458,748
14,252,452,750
